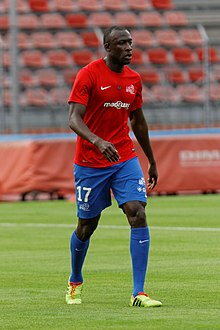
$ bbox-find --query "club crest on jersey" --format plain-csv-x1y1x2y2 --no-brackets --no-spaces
126,84,135,94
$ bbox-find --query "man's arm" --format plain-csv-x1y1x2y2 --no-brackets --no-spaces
129,108,158,189
68,103,120,163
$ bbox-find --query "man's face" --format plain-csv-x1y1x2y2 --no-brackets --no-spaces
105,29,133,65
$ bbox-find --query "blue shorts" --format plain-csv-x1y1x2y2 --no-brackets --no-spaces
74,157,147,219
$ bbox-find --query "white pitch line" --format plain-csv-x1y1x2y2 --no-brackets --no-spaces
0,223,220,232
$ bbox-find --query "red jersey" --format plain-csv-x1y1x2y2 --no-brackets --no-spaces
68,58,143,167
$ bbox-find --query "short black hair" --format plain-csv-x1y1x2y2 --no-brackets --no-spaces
103,26,130,44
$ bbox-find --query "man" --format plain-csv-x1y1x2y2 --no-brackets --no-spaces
66,26,162,308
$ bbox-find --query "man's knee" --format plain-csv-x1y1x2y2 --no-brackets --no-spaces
123,201,147,228
76,216,100,241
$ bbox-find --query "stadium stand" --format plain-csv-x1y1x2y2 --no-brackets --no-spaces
1,0,220,132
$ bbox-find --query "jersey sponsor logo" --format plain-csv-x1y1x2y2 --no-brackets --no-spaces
104,100,130,110
101,85,111,90
126,84,135,94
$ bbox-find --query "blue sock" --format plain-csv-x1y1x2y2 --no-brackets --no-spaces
130,227,150,297
69,231,90,283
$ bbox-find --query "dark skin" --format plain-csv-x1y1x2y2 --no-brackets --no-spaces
69,29,158,241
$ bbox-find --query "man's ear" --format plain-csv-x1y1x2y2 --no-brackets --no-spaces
104,42,110,52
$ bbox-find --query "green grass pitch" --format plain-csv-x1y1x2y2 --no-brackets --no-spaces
0,194,220,330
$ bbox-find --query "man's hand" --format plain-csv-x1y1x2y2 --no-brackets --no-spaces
147,162,158,190
94,138,120,163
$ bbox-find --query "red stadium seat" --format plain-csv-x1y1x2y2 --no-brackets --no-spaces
81,31,101,48
178,84,204,103
53,0,77,11
78,0,103,11
151,0,173,10
138,67,160,85
47,50,71,67
62,69,78,85
188,66,204,83
165,67,186,84
114,12,137,27
90,12,114,27
131,48,144,65
66,13,88,28
72,50,94,66
196,47,220,63
17,0,30,13
132,30,156,47
152,85,180,103
155,29,181,47
180,29,203,47
139,12,163,27
24,88,50,106
55,32,82,49
31,32,56,49
148,48,169,64
163,11,188,27
36,69,59,87
103,0,125,10
49,87,70,105
209,84,220,102
19,69,36,87
2,51,10,67
18,14,39,29
0,15,9,29
126,0,152,10
172,47,194,64
29,0,49,11
18,32,32,49
21,50,45,68
41,13,66,29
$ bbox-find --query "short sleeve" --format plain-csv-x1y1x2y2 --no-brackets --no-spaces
129,78,143,112
68,67,93,106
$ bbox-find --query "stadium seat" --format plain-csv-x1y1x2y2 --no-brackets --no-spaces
138,67,160,85
49,87,70,105
24,88,50,106
18,32,32,49
180,29,203,47
114,12,137,27
81,31,101,48
0,15,9,29
152,85,180,103
2,51,10,68
90,12,114,27
196,47,220,63
20,50,45,68
55,32,82,49
18,14,39,29
165,67,186,84
41,13,66,29
212,65,220,81
31,32,56,49
151,0,173,10
132,30,156,47
62,69,78,85
178,84,204,103
131,48,144,65
53,0,77,11
126,0,152,11
188,66,204,83
19,69,36,87
172,47,194,64
47,50,71,67
17,0,30,13
72,50,94,66
36,69,59,87
29,0,49,11
77,0,103,11
103,0,125,10
148,48,169,64
209,84,220,102
139,12,163,27
163,11,188,27
66,13,88,28
3,89,12,107
155,29,181,47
